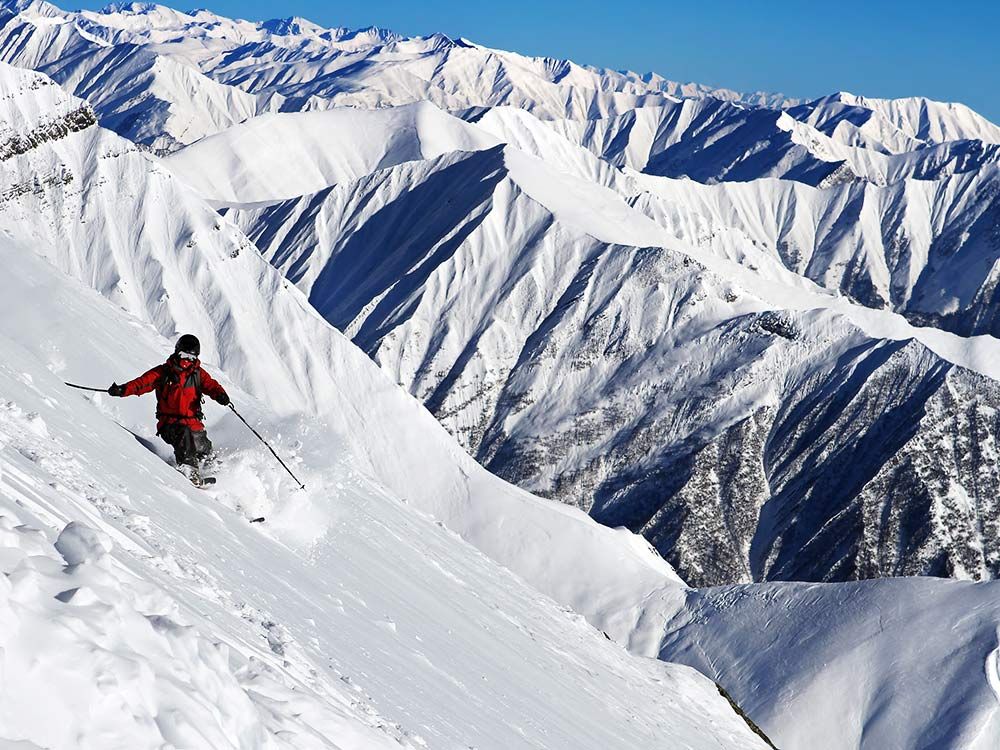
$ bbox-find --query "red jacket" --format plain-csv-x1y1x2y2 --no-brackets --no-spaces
121,355,228,432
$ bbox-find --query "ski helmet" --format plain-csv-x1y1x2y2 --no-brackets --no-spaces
175,334,201,357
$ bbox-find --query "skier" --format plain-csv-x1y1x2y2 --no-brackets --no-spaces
107,334,230,484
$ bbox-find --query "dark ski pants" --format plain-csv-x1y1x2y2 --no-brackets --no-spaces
158,424,213,467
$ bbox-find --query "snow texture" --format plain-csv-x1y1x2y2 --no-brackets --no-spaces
5,4,1000,749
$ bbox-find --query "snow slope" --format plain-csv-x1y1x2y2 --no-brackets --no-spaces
9,183,1000,750
660,578,1000,750
165,102,499,206
0,238,765,749
0,60,707,645
6,115,1000,750
16,176,1000,750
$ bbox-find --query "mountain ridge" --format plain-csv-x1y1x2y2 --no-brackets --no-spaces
188,105,1000,586
9,0,997,158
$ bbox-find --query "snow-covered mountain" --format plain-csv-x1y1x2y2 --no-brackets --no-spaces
532,95,1000,188
482,107,1000,338
0,0,805,154
7,0,998,204
629,165,1000,334
52,0,998,588
7,3,1000,747
0,237,767,750
7,62,1000,750
0,58,780,750
0,57,703,639
809,91,1000,145
175,102,1000,589
0,0,268,153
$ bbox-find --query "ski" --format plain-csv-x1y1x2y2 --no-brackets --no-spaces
182,471,216,488
249,517,266,524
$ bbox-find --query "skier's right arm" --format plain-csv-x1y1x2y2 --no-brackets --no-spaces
111,366,163,397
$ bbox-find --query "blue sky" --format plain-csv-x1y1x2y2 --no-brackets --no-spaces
77,0,1000,121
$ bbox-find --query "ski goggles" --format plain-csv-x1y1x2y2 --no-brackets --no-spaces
176,350,198,360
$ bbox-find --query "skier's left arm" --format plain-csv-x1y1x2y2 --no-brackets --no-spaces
200,368,231,406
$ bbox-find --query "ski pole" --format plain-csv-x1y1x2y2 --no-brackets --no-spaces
228,403,306,490
65,382,109,392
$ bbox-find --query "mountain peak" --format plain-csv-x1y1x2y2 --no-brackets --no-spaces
0,0,63,17
260,15,326,36
100,1,164,14
425,31,458,49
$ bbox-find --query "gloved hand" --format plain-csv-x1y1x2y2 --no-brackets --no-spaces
216,392,231,406
108,383,125,397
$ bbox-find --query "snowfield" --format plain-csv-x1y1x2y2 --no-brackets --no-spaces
0,192,764,750
662,578,1000,750
166,103,500,207
4,1,1000,748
